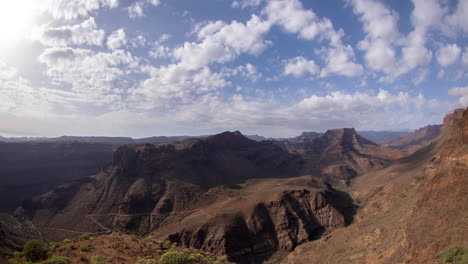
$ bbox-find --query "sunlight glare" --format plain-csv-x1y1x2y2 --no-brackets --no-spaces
0,0,39,50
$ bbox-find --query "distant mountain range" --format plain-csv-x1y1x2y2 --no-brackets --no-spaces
0,130,414,145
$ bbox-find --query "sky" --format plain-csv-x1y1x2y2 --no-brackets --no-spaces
0,0,467,138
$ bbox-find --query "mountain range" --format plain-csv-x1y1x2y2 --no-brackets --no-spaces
0,109,465,264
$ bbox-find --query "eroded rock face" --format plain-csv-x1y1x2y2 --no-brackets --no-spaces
281,108,468,264
385,124,442,155
279,128,403,183
153,178,353,262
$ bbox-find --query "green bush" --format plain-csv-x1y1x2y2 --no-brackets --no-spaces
159,251,190,264
135,258,158,264
43,256,70,264
80,244,91,252
79,234,91,240
23,239,47,261
13,251,24,258
62,239,72,243
91,255,106,264
436,246,467,263
50,242,61,251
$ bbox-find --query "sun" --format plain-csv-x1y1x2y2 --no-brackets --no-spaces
0,0,39,50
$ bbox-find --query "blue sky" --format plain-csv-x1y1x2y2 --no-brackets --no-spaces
0,0,466,137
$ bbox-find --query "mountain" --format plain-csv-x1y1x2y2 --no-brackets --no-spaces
289,132,322,143
0,142,113,212
278,128,403,183
21,131,358,262
356,130,410,144
385,124,442,155
282,108,468,264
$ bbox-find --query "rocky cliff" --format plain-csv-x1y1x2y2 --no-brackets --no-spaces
282,108,467,264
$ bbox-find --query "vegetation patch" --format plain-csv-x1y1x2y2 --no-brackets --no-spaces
23,239,48,262
159,250,190,264
43,256,71,264
436,246,468,264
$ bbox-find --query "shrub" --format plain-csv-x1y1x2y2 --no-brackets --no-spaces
50,242,61,251
63,239,72,243
79,234,91,240
436,246,467,263
91,255,106,264
23,239,47,261
135,258,158,264
43,256,70,264
159,251,190,264
80,244,91,252
13,251,24,258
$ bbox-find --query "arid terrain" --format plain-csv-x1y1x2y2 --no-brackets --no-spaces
0,109,466,264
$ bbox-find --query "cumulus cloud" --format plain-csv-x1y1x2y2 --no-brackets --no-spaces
107,28,127,50
131,64,229,109
128,0,161,19
436,43,461,67
0,60,18,80
232,0,263,9
463,48,468,67
174,15,271,70
284,56,319,77
38,47,138,104
448,86,468,107
264,0,362,77
225,63,262,81
43,0,118,20
31,17,105,47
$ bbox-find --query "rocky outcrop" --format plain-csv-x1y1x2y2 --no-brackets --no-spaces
282,108,468,264
23,132,357,262
151,176,354,262
386,124,442,155
289,128,403,183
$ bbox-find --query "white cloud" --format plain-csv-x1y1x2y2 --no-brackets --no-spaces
38,47,138,104
107,28,127,50
148,34,172,58
174,15,271,70
128,2,144,18
264,0,362,77
463,48,468,67
43,0,118,20
128,0,161,19
130,35,147,48
448,86,468,107
131,64,229,109
232,0,263,9
348,0,442,81
225,63,262,81
445,0,468,34
0,60,18,80
284,56,319,77
149,44,171,59
31,17,105,47
436,44,461,67
412,68,429,85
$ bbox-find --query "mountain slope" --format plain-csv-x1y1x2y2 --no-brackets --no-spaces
279,128,403,183
282,108,467,264
385,124,442,155
23,132,357,261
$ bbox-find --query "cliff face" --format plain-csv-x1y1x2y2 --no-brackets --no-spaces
282,108,468,264
295,128,403,183
386,124,442,155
